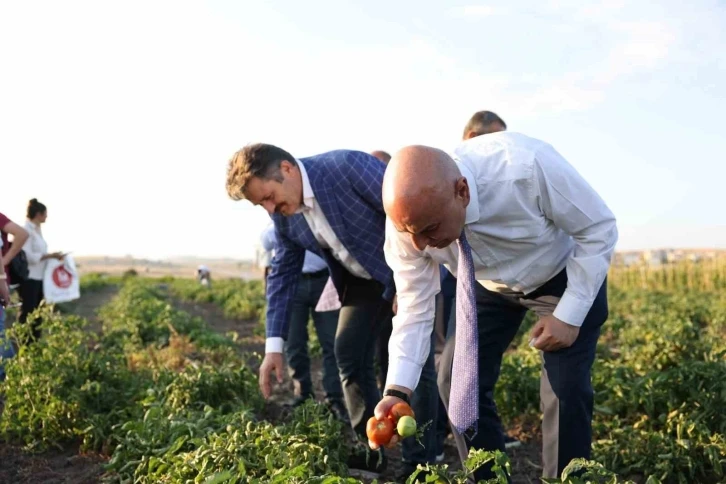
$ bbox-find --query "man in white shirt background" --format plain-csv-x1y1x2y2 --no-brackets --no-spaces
259,223,348,423
462,110,507,140
372,132,618,481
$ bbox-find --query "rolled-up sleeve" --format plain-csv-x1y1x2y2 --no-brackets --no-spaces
383,219,440,391
533,143,618,327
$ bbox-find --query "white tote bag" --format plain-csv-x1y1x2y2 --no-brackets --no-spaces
43,255,81,304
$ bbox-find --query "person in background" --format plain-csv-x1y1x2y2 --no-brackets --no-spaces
0,208,28,381
260,223,348,422
0,249,10,382
462,110,507,140
19,199,64,341
1,211,29,282
197,264,212,287
370,150,391,164
256,227,274,292
0,209,29,379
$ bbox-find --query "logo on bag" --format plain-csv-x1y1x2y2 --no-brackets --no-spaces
52,265,73,289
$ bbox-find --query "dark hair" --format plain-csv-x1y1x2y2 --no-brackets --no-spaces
463,110,507,139
370,150,392,164
226,143,297,200
27,198,47,219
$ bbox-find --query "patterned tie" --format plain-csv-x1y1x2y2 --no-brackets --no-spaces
449,230,479,439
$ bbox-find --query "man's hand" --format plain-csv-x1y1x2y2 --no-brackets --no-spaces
392,294,398,315
259,352,284,399
530,314,579,352
368,385,412,450
0,280,10,308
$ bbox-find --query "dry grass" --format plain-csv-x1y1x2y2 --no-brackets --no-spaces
609,257,726,291
127,330,199,372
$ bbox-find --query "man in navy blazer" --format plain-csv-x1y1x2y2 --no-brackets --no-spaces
226,143,438,478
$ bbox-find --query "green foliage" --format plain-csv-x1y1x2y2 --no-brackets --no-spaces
494,285,726,483
168,278,266,320
4,268,724,483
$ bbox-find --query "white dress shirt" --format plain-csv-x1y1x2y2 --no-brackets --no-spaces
296,161,371,280
22,220,48,281
384,132,618,391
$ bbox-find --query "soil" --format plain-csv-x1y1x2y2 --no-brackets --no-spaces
0,285,545,484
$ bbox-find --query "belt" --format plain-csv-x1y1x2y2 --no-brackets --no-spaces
301,269,328,279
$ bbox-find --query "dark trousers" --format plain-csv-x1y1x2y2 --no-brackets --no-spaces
438,269,608,480
376,318,392,393
18,278,44,341
335,273,389,438
283,271,342,402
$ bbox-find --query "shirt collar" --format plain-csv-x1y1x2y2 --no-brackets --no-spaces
456,160,480,224
296,159,315,212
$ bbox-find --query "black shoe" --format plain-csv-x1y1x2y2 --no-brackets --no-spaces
346,446,387,479
325,398,350,425
504,435,522,449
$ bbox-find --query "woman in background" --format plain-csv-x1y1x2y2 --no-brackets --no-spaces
19,199,63,340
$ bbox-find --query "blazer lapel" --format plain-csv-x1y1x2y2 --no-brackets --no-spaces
304,160,352,251
289,215,321,255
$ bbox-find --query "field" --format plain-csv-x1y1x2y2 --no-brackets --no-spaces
0,260,724,483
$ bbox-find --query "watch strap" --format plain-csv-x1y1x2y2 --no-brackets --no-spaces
383,388,410,404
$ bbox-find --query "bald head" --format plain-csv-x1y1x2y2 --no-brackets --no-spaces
383,146,470,250
383,146,459,208
370,150,392,164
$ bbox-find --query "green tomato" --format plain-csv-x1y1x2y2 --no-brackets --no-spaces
397,415,417,438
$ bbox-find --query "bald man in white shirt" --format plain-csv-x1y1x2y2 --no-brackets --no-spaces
372,132,617,481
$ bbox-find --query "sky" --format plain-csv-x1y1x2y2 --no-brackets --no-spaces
1,0,725,261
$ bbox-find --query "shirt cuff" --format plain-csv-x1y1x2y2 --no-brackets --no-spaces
385,356,423,392
552,289,591,327
265,337,284,353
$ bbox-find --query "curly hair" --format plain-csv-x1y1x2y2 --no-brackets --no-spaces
225,143,297,200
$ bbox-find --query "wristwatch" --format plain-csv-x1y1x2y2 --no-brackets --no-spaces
383,388,410,404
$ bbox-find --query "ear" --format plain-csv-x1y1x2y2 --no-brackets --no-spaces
279,160,298,177
455,177,470,205
463,131,476,140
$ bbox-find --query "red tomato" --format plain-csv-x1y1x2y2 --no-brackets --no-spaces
388,402,415,423
366,416,395,446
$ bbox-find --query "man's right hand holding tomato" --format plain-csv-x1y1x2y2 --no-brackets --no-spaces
368,384,413,450
259,352,285,399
